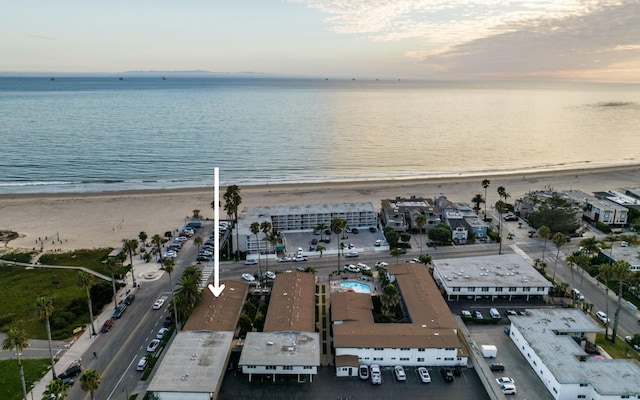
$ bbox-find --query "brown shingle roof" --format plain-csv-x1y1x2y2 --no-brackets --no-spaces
263,272,316,332
183,280,249,332
332,263,460,349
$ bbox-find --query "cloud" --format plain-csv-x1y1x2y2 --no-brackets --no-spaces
294,0,640,80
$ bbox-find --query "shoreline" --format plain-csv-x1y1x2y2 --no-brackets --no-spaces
2,161,640,201
1,163,639,252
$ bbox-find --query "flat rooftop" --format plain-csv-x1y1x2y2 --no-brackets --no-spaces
510,309,640,396
433,253,552,288
147,330,234,395
239,331,320,367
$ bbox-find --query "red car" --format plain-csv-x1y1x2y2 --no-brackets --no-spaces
101,319,113,333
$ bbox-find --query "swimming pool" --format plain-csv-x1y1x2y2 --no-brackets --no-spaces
340,281,372,294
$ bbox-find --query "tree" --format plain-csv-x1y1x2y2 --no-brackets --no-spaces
163,257,179,330
174,266,203,324
43,378,69,399
223,185,242,260
250,222,261,283
610,260,631,343
260,221,272,275
2,327,29,400
80,369,101,400
151,234,163,263
472,194,485,214
481,179,490,220
538,225,551,261
193,236,203,254
419,253,432,264
104,257,119,310
390,247,401,263
316,244,326,257
527,194,579,234
314,222,328,235
598,263,614,340
331,218,347,270
428,223,451,245
122,238,139,287
414,214,426,254
551,232,566,283
77,271,96,336
138,231,148,246
36,296,57,380
578,237,599,255
380,284,400,317
496,186,511,255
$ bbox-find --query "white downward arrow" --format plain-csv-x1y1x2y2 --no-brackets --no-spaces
208,167,225,298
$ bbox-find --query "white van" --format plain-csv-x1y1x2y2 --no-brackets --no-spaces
489,308,501,319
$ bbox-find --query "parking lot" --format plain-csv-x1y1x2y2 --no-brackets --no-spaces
280,228,389,259
219,363,490,400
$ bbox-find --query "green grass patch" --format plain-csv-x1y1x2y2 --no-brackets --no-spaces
0,358,50,400
595,333,640,361
39,248,124,277
0,265,87,339
0,251,38,264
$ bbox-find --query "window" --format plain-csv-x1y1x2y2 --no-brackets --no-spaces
523,287,530,292
577,396,585,399
417,358,424,362
509,287,516,292
481,287,489,292
400,357,409,361
418,348,425,352
537,287,545,291
283,366,293,370
468,287,475,292
495,287,503,292
579,384,587,387
266,366,276,370
444,357,453,361
400,348,410,351
373,357,382,361
374,348,383,351
304,366,312,370
453,287,460,292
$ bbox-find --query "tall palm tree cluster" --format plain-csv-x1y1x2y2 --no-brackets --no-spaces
223,185,242,260
171,265,204,326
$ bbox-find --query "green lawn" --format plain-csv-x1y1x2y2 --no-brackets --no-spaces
39,248,124,277
0,358,50,400
0,264,87,339
596,333,640,361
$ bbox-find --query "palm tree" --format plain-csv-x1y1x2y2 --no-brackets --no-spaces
414,214,426,254
44,378,69,399
538,225,551,261
122,238,139,287
331,218,347,270
390,247,401,263
578,237,599,255
151,234,163,263
316,245,326,257
223,185,242,261
80,368,101,400
36,296,57,380
380,284,401,317
162,257,179,329
598,263,614,340
610,260,631,343
193,236,203,254
77,271,96,336
419,253,432,265
138,231,148,246
471,194,485,214
551,232,566,283
104,257,119,309
250,222,261,280
260,221,272,274
481,179,490,220
174,266,203,324
2,327,29,400
495,200,508,254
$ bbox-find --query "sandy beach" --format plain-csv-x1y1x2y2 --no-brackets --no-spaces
1,164,639,253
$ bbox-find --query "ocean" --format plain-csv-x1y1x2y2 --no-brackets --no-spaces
1,75,639,195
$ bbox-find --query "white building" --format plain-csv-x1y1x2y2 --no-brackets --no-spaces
508,308,640,400
432,253,552,301
565,190,628,227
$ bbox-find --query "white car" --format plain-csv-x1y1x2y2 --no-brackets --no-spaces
370,364,382,384
136,357,148,371
596,311,609,324
242,273,256,282
358,365,369,380
417,367,431,383
344,264,360,273
146,339,160,352
278,257,292,263
496,377,515,385
374,239,383,246
156,327,169,340
500,383,517,395
152,299,165,310
244,259,257,265
374,261,388,268
292,256,308,262
394,365,406,381
265,271,276,280
356,263,370,271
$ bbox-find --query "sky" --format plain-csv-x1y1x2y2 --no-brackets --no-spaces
2,0,639,81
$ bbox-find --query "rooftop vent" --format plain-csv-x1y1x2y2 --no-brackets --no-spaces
267,341,274,346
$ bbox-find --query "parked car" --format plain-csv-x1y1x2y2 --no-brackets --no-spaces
344,264,360,273
156,327,169,340
369,226,377,232
461,310,472,318
124,294,135,305
163,315,173,328
374,261,388,268
293,256,308,262
489,362,505,372
100,319,113,333
112,304,127,319
596,311,609,324
57,362,82,379
152,299,165,310
473,310,483,319
374,239,382,246
278,257,292,263
197,255,212,262
370,364,382,384
571,288,585,301
59,377,74,386
265,271,276,280
418,367,431,383
147,339,161,352
441,368,454,382
242,273,256,282
394,366,406,381
359,365,369,380
351,228,359,233
136,357,148,371
311,238,318,245
244,259,257,265
345,252,359,258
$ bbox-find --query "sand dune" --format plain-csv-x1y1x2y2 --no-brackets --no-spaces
1,163,639,252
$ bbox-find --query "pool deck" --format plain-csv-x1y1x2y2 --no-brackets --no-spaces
329,274,379,294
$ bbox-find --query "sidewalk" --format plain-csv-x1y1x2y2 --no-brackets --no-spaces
29,258,165,399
